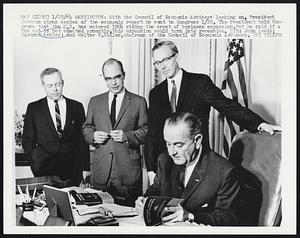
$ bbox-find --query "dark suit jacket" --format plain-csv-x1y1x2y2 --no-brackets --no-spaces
144,149,240,226
145,69,265,172
22,97,90,185
82,90,148,188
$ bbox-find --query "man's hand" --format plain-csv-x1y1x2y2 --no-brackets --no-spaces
147,171,156,185
82,171,91,182
162,205,185,223
110,130,127,143
258,122,282,135
135,196,146,215
80,171,91,188
93,131,109,144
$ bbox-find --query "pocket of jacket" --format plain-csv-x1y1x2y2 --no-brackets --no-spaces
128,151,141,160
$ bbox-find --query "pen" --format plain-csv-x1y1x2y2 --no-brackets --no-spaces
32,187,37,200
17,185,26,202
26,185,30,202
17,185,23,196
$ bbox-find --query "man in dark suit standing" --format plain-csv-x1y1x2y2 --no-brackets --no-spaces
145,40,281,184
135,112,240,226
22,68,90,186
82,58,148,207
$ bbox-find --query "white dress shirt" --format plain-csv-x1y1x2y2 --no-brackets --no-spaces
167,69,183,104
108,89,125,119
184,147,202,187
47,96,66,131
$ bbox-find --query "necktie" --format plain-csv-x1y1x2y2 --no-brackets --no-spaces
176,165,185,196
110,94,117,127
54,100,63,137
170,80,177,113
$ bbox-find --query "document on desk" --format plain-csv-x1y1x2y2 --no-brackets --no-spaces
75,203,137,217
62,186,114,204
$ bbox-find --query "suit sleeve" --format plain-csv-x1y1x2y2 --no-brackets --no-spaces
144,90,161,172
143,155,163,197
189,167,240,226
22,104,36,161
78,103,90,171
124,97,148,147
202,76,266,132
82,98,96,145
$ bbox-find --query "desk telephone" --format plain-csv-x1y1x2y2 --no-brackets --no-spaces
69,190,102,206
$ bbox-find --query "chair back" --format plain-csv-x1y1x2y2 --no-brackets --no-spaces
229,131,282,226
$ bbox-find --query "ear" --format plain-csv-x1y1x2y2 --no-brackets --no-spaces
61,80,64,86
174,53,180,64
194,134,203,149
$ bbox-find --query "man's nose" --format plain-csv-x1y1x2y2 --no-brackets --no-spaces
169,145,177,156
161,64,167,70
111,78,117,85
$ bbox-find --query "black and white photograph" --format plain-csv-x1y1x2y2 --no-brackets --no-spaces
3,3,296,235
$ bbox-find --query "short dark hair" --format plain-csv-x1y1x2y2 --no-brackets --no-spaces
40,68,62,83
102,58,125,77
152,41,179,55
165,112,202,139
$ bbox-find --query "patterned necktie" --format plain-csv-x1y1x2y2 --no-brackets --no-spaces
54,100,63,137
110,94,117,127
170,80,177,113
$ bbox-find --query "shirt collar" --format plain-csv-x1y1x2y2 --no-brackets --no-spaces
47,96,65,104
167,68,183,85
109,88,125,98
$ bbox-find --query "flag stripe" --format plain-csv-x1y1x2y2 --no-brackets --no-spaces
237,60,248,107
230,62,245,106
225,68,239,102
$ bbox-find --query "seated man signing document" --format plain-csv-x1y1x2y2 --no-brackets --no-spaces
135,112,239,226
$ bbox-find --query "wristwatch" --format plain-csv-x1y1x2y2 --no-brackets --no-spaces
183,210,194,223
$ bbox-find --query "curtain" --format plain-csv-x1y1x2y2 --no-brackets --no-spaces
124,38,155,193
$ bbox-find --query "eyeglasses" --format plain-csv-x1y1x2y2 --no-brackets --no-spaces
153,53,177,68
104,74,123,81
76,206,116,225
44,82,63,89
75,206,115,218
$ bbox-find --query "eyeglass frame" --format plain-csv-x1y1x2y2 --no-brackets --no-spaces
153,53,177,68
43,82,63,89
104,74,124,81
75,206,115,219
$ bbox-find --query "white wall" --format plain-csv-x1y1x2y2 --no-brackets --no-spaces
249,39,281,125
14,37,111,114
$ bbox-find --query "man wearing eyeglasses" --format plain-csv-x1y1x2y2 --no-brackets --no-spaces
22,68,90,185
83,58,148,207
145,40,281,184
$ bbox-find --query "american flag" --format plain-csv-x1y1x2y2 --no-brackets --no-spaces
221,39,248,157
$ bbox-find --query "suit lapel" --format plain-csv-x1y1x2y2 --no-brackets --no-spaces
114,90,130,129
160,80,172,114
61,97,72,139
41,97,60,140
102,92,112,130
176,69,189,111
181,150,209,202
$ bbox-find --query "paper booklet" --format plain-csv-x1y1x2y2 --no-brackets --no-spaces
143,196,184,226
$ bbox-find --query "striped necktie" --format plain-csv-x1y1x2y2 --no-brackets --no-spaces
54,100,63,137
170,80,177,113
